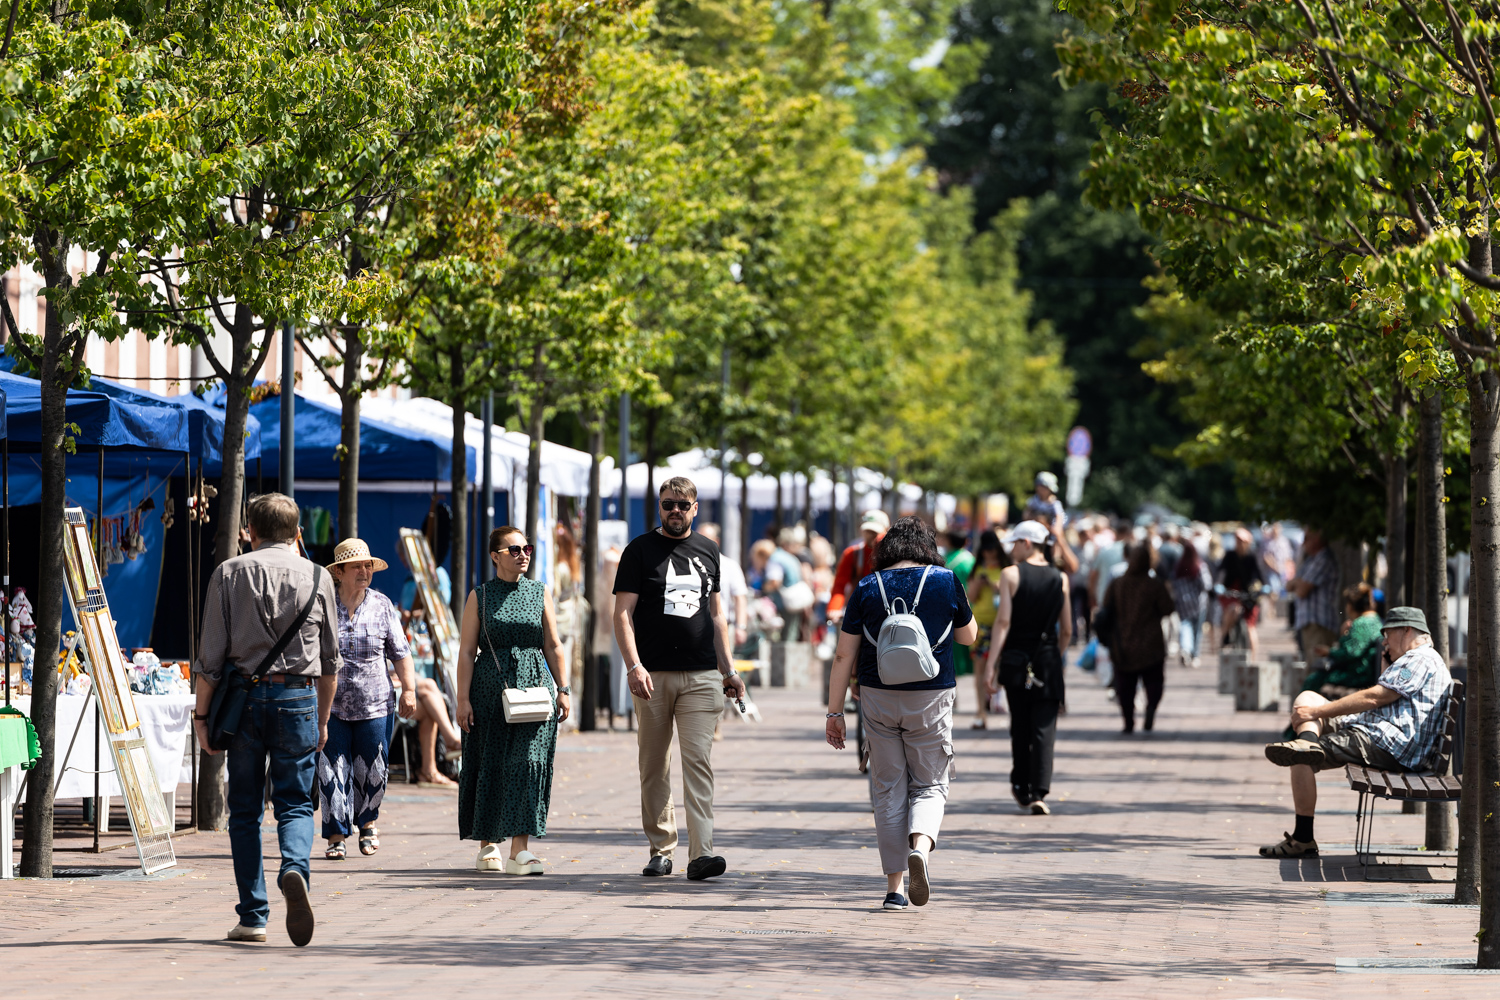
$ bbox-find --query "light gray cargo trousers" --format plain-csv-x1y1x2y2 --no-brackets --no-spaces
860,686,956,875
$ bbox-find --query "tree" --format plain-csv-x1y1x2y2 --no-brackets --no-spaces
1059,0,1500,961
929,0,1238,517
0,0,272,874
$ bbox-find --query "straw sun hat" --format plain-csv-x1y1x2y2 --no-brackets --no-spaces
327,538,388,573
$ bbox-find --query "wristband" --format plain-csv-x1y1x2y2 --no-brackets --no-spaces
193,713,208,721
826,712,844,719
557,685,571,695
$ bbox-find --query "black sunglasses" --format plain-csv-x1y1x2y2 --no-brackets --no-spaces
660,500,694,512
498,544,535,558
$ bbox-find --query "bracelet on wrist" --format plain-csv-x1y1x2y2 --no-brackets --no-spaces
826,712,844,719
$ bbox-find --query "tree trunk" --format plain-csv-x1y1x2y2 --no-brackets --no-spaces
1465,358,1500,965
774,472,783,533
1418,390,1455,847
738,451,751,568
1457,576,1483,904
1385,387,1408,606
449,347,467,623
197,328,254,835
525,394,544,580
643,409,658,533
337,327,364,541
581,411,602,732
19,247,72,878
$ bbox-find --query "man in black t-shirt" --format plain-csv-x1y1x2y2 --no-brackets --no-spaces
613,475,747,881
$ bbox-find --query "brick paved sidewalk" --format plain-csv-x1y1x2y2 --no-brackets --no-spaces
1,617,1483,997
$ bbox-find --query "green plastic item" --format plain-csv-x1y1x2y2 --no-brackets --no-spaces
0,706,41,771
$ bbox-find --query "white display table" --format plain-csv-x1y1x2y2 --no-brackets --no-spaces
13,694,193,829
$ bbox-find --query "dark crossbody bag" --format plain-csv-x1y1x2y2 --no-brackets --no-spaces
204,565,323,752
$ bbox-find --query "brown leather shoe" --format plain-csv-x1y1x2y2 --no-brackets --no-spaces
1259,832,1319,858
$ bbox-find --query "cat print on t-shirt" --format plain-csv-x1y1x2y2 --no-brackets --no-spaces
663,555,711,618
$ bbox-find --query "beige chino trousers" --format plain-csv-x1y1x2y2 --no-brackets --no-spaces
634,668,724,861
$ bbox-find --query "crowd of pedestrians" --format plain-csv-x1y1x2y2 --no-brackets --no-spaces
190,473,1453,943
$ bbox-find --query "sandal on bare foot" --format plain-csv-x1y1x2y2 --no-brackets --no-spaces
325,840,346,861
359,827,379,855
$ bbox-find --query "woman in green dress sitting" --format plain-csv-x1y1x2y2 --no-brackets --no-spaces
456,527,571,875
1301,583,1383,698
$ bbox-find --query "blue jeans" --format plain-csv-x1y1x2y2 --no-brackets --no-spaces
226,680,319,928
319,713,395,838
1179,614,1203,658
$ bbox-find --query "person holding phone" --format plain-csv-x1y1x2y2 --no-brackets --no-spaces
612,476,747,881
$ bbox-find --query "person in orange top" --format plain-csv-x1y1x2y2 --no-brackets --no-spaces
827,510,890,623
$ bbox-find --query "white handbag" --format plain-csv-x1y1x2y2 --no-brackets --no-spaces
482,584,554,724
501,685,554,724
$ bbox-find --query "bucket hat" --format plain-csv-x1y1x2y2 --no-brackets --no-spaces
327,538,389,573
1380,606,1430,635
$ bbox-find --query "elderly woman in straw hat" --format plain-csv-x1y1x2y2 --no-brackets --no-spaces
318,538,418,860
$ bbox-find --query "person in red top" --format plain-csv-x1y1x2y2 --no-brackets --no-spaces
828,510,890,623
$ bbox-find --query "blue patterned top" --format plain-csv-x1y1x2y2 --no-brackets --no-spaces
1349,644,1451,770
331,588,411,721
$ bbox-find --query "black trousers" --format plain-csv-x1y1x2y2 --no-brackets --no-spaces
1005,683,1060,802
1114,659,1165,727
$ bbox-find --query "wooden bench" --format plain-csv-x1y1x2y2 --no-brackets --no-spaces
1344,679,1462,875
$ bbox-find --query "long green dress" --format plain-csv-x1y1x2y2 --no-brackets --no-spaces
458,576,557,841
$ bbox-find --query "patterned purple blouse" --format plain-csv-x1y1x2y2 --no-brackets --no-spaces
331,588,411,721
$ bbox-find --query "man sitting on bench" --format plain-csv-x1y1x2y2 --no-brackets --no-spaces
1258,606,1451,858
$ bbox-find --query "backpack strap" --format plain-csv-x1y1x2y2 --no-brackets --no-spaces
873,570,893,615
910,565,933,611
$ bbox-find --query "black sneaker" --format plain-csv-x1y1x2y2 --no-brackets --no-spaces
882,891,908,911
686,855,727,881
642,855,673,877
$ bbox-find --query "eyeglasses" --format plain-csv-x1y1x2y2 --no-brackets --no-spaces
498,544,535,558
660,500,694,512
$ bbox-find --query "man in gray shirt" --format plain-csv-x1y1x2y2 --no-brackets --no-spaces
192,493,340,946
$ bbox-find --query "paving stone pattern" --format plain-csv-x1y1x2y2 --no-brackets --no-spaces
1,615,1483,997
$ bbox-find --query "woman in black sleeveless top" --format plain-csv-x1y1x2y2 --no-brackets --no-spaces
982,520,1070,814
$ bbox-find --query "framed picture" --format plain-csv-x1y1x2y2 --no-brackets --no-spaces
399,528,459,712
61,505,174,873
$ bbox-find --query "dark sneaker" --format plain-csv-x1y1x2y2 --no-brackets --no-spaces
686,855,727,881
1264,738,1327,769
1029,799,1051,816
882,891,908,911
1259,832,1319,858
906,849,930,906
280,870,315,947
642,855,673,877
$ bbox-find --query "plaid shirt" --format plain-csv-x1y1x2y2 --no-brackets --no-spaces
331,588,410,721
1349,644,1451,770
1294,547,1339,631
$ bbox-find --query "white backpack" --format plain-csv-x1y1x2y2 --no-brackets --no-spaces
863,566,951,685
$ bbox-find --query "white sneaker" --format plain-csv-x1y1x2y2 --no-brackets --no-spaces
226,923,266,942
476,843,502,872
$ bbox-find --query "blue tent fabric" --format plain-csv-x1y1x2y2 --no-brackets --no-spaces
87,377,260,474
250,389,474,482
0,370,189,452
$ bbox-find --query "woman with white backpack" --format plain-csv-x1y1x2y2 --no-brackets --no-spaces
825,516,978,911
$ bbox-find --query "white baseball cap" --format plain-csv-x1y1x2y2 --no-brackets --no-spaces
859,510,890,534
1002,520,1050,546
1035,471,1059,493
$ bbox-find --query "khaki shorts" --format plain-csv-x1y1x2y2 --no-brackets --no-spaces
1311,726,1403,773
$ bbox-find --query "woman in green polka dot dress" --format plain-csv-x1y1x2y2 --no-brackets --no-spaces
456,527,572,874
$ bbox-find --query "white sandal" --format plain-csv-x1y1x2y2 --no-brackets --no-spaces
475,843,502,872
506,850,544,875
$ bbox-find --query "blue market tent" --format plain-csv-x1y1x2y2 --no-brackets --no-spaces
248,389,476,591
87,378,260,477
0,370,252,649
251,389,468,482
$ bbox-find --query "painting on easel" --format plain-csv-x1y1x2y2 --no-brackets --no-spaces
62,507,175,874
398,528,458,717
